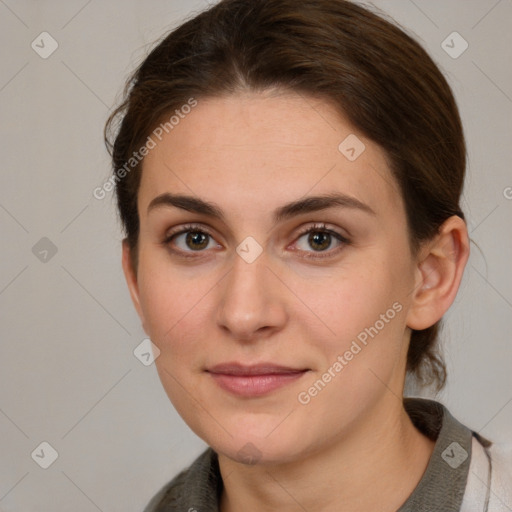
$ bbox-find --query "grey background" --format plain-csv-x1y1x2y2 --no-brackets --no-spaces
0,0,511,510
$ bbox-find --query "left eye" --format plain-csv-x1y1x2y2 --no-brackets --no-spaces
294,227,347,255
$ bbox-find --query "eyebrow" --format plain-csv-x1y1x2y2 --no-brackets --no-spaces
147,191,376,223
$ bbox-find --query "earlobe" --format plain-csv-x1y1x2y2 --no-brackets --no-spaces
121,239,147,332
406,216,470,331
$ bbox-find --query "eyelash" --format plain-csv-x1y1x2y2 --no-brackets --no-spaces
161,223,350,260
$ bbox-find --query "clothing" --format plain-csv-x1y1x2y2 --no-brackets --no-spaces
144,398,512,511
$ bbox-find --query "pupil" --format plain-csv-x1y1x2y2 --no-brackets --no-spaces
309,232,330,251
186,231,208,250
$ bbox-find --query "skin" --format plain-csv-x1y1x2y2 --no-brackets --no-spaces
122,90,469,512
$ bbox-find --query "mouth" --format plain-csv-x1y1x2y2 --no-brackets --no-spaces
205,362,310,397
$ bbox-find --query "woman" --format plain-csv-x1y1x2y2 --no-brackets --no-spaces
104,0,512,510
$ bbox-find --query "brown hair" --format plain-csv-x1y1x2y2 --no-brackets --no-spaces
104,0,467,392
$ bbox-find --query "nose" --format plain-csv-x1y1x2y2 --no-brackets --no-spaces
215,247,288,342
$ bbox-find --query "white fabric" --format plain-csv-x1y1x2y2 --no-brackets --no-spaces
461,438,512,512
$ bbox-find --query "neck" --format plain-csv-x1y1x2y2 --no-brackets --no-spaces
218,396,436,512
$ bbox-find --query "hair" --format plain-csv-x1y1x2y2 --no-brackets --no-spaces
104,0,467,393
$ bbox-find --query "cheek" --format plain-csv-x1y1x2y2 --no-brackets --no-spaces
136,251,216,362
304,267,395,339
294,274,408,418
297,255,410,375
137,267,208,409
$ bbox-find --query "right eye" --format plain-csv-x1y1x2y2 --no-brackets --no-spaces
162,224,221,257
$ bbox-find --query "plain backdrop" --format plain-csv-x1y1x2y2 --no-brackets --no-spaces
0,0,511,510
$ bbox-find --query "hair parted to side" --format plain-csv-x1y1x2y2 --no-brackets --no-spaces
104,0,467,393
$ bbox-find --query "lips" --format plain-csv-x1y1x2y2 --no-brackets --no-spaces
206,362,308,376
206,362,309,397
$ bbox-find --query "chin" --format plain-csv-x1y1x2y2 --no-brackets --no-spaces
207,431,309,467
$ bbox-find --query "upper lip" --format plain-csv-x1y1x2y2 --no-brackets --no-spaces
206,362,308,376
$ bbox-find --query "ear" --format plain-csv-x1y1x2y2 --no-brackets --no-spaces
121,239,148,333
406,215,470,330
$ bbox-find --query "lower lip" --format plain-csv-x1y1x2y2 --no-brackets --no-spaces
208,371,307,397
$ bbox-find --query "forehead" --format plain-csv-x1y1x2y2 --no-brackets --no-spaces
138,91,402,220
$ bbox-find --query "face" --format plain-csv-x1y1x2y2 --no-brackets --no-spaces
123,91,422,464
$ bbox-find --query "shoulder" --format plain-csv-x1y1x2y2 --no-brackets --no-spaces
488,441,512,501
143,447,219,512
462,436,512,512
